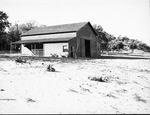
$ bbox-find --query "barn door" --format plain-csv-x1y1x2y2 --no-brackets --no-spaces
85,39,91,57
70,46,74,58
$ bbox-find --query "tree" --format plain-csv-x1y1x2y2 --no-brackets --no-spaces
138,43,150,52
93,24,103,32
129,40,137,53
0,34,10,50
93,24,109,52
8,20,45,44
0,11,10,35
8,24,22,42
116,41,124,50
0,11,10,50
121,36,129,42
19,20,38,33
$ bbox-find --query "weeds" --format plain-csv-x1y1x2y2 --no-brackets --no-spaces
140,69,150,73
15,57,27,63
134,94,147,103
26,98,36,103
106,93,118,99
47,64,55,72
88,76,109,82
0,89,5,91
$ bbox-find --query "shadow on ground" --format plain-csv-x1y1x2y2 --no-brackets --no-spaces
0,54,150,61
99,55,150,60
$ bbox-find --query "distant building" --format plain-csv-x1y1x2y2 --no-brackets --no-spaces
12,22,101,58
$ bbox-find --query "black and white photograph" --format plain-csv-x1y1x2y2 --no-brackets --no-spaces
0,0,150,114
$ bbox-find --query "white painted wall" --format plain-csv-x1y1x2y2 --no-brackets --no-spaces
21,44,34,56
21,32,76,40
44,43,69,57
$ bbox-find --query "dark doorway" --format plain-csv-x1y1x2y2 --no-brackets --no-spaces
85,39,91,57
70,46,74,58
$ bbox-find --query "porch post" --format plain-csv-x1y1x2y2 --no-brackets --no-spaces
10,43,12,54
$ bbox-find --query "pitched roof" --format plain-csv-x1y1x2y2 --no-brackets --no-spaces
21,22,89,36
11,37,74,44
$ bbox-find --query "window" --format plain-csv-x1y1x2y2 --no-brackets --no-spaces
63,45,68,52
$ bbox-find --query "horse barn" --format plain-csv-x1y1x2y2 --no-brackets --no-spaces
11,22,101,58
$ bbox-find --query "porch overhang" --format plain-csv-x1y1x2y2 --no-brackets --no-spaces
11,37,75,44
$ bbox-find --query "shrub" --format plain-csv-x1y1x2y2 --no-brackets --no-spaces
88,76,109,82
47,64,55,72
15,57,26,63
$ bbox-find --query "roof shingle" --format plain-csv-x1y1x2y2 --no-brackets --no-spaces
21,22,89,36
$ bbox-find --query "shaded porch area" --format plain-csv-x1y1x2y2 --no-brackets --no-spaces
10,42,43,57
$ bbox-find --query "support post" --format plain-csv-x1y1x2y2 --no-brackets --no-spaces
10,43,12,54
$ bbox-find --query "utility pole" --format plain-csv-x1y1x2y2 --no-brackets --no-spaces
15,21,19,40
15,21,19,53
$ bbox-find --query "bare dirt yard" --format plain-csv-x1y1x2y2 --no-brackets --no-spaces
0,54,150,114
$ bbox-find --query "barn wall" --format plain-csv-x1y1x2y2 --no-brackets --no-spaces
77,23,98,58
21,32,76,40
43,42,69,57
97,41,101,57
68,37,77,58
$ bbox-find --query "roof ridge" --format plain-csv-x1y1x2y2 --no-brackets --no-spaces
46,21,89,27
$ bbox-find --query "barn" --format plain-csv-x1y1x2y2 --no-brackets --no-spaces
11,22,101,58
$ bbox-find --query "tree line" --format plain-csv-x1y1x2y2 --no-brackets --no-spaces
93,24,150,53
0,11,150,53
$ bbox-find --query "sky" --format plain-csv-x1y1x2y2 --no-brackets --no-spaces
0,0,150,45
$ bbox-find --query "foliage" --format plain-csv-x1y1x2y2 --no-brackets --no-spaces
93,24,117,52
8,20,39,43
8,24,22,42
15,57,27,63
0,11,10,50
47,64,55,72
19,20,38,33
93,25,108,51
93,23,150,53
88,76,109,82
129,40,137,52
0,18,41,51
138,43,150,52
0,34,10,50
0,11,10,35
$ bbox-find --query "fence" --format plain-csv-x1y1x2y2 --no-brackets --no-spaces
32,49,43,57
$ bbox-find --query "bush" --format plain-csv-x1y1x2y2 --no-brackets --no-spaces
15,57,26,63
47,64,55,72
88,76,109,82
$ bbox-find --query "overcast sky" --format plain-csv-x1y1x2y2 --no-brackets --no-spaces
0,0,150,45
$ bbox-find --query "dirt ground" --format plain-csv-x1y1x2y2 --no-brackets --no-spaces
0,55,150,114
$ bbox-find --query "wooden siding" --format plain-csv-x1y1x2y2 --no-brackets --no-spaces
21,32,76,41
77,23,98,58
68,37,77,58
